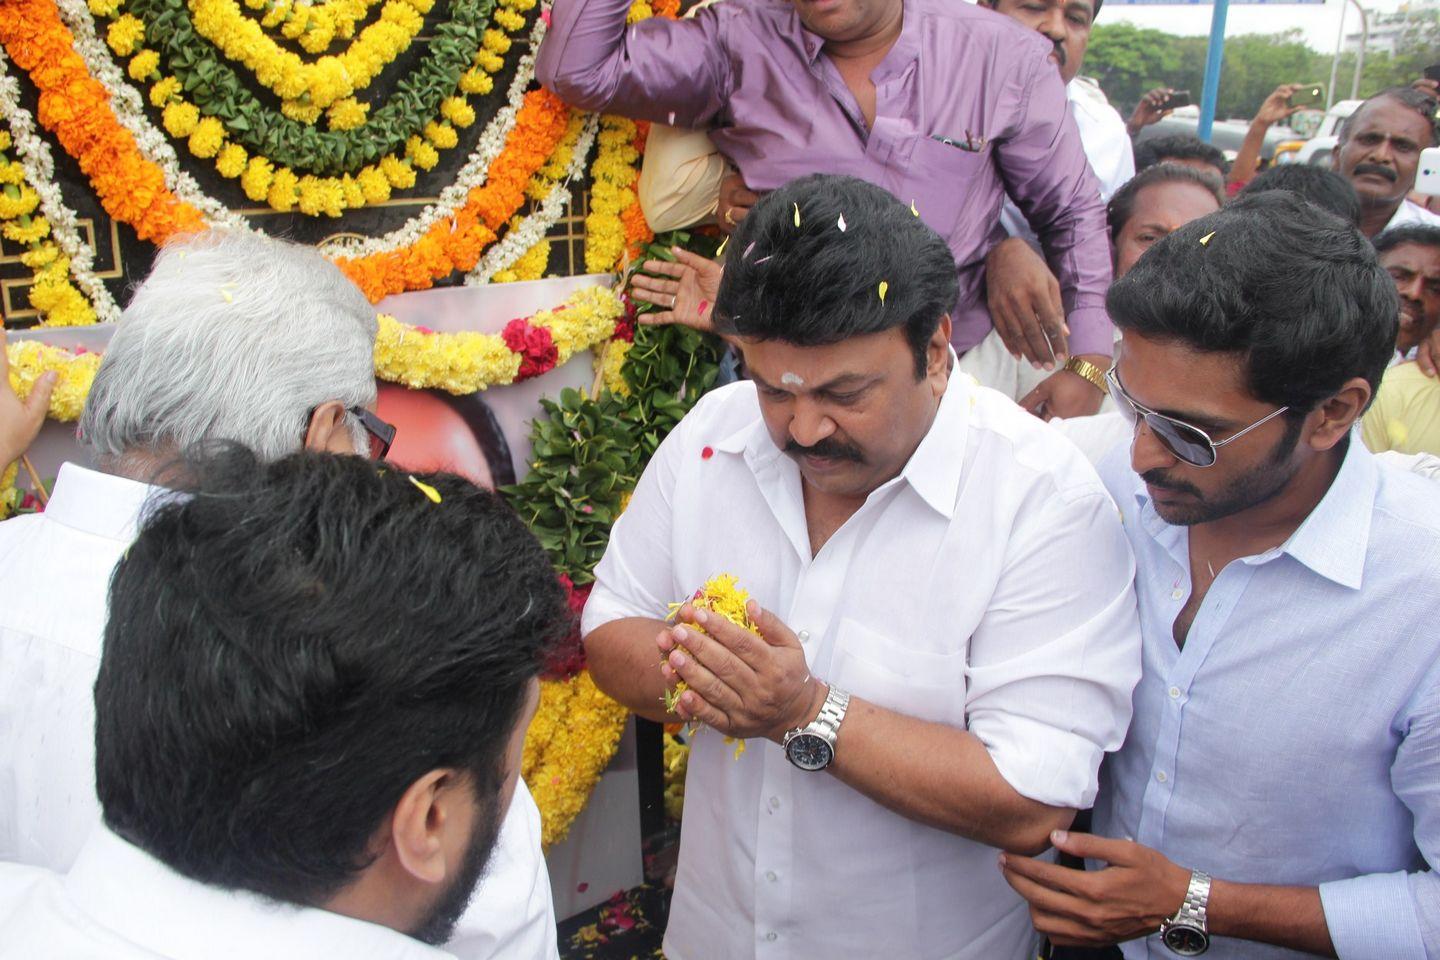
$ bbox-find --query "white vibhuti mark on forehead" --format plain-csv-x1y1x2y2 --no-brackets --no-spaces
781,372,804,387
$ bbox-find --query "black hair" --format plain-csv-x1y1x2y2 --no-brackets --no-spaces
1106,164,1225,241
1237,164,1362,225
712,174,958,379
1374,223,1440,255
1339,86,1439,147
95,446,567,907
1108,191,1398,414
1133,135,1229,177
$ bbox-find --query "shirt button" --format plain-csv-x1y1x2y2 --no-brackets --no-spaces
769,796,781,810
1169,686,1181,699
766,932,778,942
766,870,778,882
798,630,810,643
1156,771,1169,783
1171,588,1183,600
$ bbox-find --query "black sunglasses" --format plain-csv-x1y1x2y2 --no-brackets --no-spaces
1105,365,1288,468
349,406,396,461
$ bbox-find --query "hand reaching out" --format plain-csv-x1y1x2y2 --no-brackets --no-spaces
0,329,57,471
628,248,724,333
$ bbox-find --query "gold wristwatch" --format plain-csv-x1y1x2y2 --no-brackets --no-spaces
1062,356,1109,395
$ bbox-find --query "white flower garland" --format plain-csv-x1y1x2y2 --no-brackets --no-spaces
52,0,549,261
0,49,123,324
464,110,598,285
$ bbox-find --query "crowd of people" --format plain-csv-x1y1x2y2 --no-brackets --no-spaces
1,0,1439,956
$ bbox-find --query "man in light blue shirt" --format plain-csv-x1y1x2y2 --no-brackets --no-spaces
1001,192,1440,957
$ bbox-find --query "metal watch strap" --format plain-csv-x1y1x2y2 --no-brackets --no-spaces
1063,356,1109,395
1172,870,1211,929
811,685,850,741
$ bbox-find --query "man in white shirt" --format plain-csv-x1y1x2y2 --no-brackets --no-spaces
0,231,559,960
583,174,1142,959
0,449,569,959
968,0,1134,413
1331,86,1440,240
1003,192,1440,958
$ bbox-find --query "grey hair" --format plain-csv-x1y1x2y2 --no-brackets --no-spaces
81,231,379,467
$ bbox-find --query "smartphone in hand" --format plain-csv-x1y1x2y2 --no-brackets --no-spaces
1288,84,1325,109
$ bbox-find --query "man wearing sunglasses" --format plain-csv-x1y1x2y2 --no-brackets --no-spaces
1001,192,1440,958
0,232,559,959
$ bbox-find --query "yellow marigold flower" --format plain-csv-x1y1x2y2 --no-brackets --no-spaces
280,14,306,39
0,185,39,220
161,101,199,139
187,116,226,159
340,175,365,207
493,7,525,31
106,15,145,57
325,97,369,131
267,167,300,212
240,156,275,202
423,121,458,150
356,165,391,203
0,163,23,186
3,217,51,245
0,131,10,151
482,28,512,54
30,268,96,328
298,22,336,53
379,155,415,189
215,143,248,178
511,236,550,281
243,0,265,9
20,243,59,269
439,96,476,129
411,0,434,12
476,50,504,74
87,0,121,16
127,48,159,81
280,100,324,124
149,75,181,108
406,136,440,171
458,68,493,95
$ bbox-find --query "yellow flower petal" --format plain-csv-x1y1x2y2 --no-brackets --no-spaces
409,475,442,503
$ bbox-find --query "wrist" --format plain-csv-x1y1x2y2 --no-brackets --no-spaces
772,678,828,743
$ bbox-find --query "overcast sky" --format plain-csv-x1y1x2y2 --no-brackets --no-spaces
1100,0,1416,54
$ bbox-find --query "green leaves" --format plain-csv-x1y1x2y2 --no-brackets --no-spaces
502,233,726,582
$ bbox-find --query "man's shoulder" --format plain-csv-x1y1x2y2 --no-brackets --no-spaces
1371,453,1440,543
912,0,1050,54
1389,199,1440,230
963,384,1113,501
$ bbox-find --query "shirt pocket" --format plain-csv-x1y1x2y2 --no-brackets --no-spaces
829,617,967,727
899,136,995,257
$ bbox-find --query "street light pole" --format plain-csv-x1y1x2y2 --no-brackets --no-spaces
1350,1,1369,101
1326,0,1347,111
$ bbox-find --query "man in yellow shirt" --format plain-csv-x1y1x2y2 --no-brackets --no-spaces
1363,361,1440,454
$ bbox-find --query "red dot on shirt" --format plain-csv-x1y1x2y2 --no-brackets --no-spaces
701,446,714,460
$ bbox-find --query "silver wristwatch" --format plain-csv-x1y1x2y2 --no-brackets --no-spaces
782,685,849,771
1160,870,1211,956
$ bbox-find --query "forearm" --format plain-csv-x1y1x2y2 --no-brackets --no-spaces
536,0,723,122
1227,121,1271,186
583,617,676,722
1208,879,1335,956
827,693,1074,855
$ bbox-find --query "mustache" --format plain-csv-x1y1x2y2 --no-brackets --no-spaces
1051,39,1067,67
784,436,865,463
1140,469,1202,498
1353,163,1398,183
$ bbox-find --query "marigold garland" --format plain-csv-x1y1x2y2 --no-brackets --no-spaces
523,670,629,848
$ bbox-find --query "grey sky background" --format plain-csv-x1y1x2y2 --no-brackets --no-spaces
1100,0,1414,54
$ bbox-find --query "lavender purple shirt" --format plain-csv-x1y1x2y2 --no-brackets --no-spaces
537,0,1116,355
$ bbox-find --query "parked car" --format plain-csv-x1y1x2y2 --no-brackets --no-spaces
1132,105,1299,165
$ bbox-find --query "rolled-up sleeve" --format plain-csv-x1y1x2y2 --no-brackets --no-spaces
1318,687,1440,959
536,0,732,126
965,481,1141,809
637,126,726,232
995,54,1115,357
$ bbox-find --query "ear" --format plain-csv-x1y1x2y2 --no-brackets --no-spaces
389,769,464,886
928,315,953,391
1306,376,1372,451
305,400,357,455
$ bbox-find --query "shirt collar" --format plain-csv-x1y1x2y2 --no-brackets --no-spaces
713,351,970,519
1132,437,1376,591
41,462,165,544
64,827,456,960
791,0,921,73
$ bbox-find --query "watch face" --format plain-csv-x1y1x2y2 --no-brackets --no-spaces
1162,923,1209,957
785,733,833,771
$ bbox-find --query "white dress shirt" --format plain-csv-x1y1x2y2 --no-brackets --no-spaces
583,365,1142,960
0,826,455,959
0,462,559,960
1386,197,1440,232
1094,441,1440,959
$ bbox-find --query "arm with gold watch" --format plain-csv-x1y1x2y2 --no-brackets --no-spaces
1019,353,1110,421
